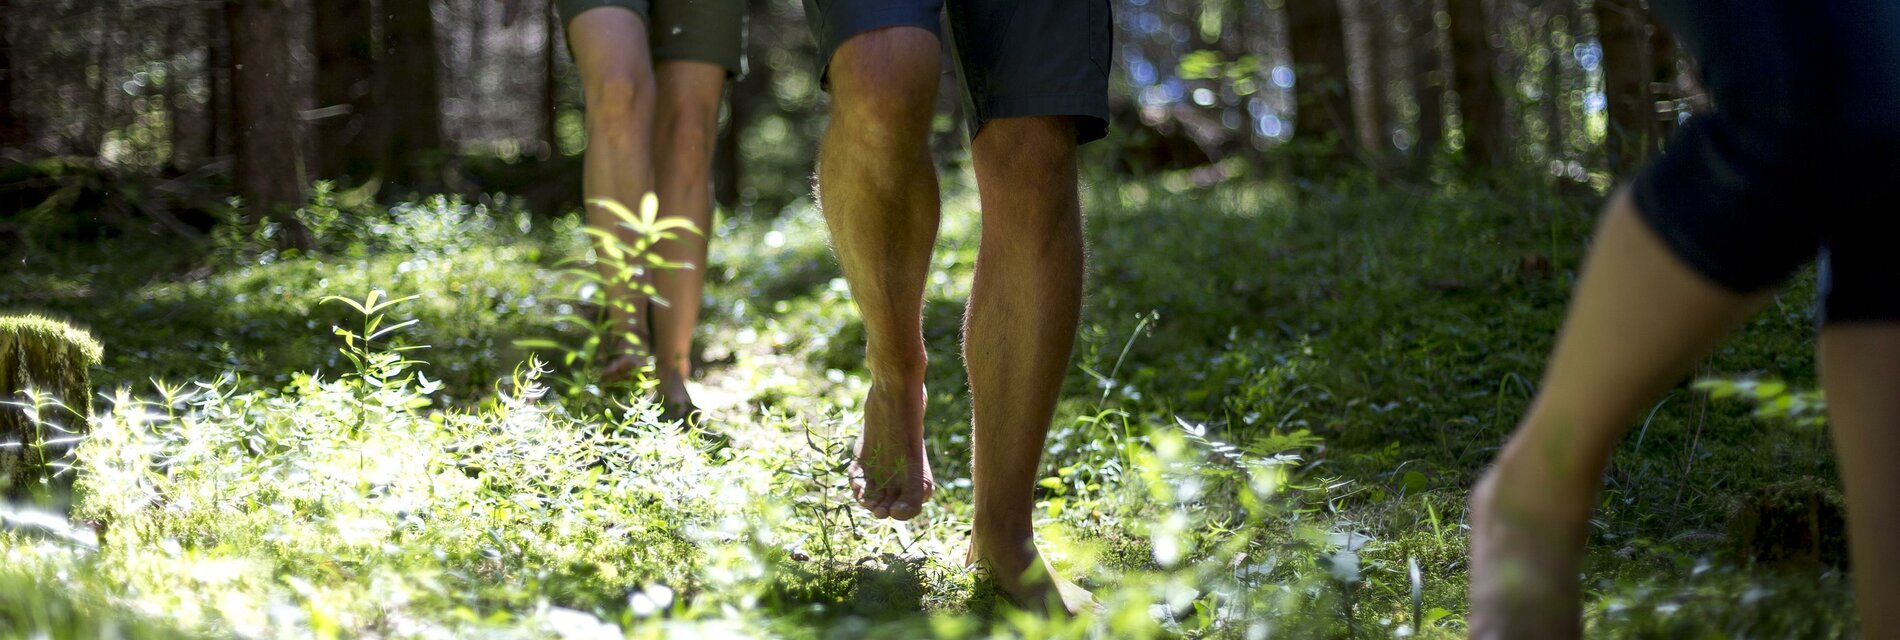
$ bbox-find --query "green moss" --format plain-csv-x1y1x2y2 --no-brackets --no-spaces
0,314,103,499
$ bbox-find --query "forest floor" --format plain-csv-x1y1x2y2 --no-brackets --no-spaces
0,173,1859,638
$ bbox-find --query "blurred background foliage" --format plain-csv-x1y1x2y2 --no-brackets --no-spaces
2,0,1692,247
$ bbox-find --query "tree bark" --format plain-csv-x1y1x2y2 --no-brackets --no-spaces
541,1,559,158
1648,11,1678,144
227,0,312,248
207,4,231,159
1409,0,1445,166
716,0,770,210
1542,3,1570,162
1596,0,1649,173
1348,0,1395,158
314,0,376,182
164,9,188,170
1288,0,1359,161
0,0,22,153
376,0,446,193
1446,0,1509,168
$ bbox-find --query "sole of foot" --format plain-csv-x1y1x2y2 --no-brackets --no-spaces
968,535,1098,616
849,380,934,521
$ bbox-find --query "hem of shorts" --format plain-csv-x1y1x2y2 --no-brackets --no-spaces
814,7,943,85
1816,310,1900,325
651,50,745,79
971,93,1111,144
562,2,648,26
1629,169,1772,296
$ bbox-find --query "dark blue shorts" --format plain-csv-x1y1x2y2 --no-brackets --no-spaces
1632,0,1900,323
802,0,1113,143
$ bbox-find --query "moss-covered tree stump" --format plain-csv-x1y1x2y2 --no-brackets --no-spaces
0,315,103,504
1727,477,1849,570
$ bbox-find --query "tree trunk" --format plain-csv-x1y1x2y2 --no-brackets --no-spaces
377,0,446,194
541,1,559,158
1648,11,1678,144
207,4,230,159
716,0,770,211
164,10,187,170
1596,0,1649,173
1348,0,1395,158
314,0,376,182
1446,0,1509,168
1541,3,1570,162
1409,0,1444,166
1288,0,1359,162
227,0,312,249
0,0,23,153
86,10,110,157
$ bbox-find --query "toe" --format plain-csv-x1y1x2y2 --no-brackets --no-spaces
889,487,929,520
870,488,896,519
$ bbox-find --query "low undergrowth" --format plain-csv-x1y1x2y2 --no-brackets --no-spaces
0,172,1857,637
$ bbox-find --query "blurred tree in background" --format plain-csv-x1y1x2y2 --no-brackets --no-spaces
1,0,1698,249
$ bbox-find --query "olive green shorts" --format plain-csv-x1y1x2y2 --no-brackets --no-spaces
556,0,745,76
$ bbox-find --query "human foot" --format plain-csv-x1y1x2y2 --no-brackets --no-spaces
1467,466,1589,640
848,380,933,521
968,532,1096,616
599,353,648,385
656,377,699,421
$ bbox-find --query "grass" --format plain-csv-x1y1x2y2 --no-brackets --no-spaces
0,170,1855,637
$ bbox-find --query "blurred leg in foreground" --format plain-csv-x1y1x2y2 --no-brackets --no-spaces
816,26,943,523
1469,192,1768,637
646,60,729,417
565,0,740,415
1469,0,1900,635
1819,328,1900,632
805,0,1110,614
568,7,658,383
964,115,1092,614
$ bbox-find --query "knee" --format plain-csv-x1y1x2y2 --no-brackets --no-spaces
976,118,1077,170
585,71,656,147
829,28,940,140
658,98,721,165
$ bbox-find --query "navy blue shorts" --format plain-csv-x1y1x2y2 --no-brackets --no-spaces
1632,0,1900,323
802,0,1113,144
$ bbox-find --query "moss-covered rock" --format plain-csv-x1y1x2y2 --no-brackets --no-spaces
1726,477,1848,570
0,315,103,502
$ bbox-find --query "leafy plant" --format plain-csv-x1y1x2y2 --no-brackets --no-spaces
1695,377,1827,428
517,193,701,398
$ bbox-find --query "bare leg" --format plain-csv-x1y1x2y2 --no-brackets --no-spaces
1469,189,1771,638
648,61,727,412
818,27,941,521
568,9,658,380
1818,326,1900,632
964,116,1093,615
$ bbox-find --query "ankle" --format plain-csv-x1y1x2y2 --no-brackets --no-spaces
866,356,927,388
1475,460,1591,529
971,522,1035,556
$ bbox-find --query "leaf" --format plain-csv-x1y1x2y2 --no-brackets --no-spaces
1401,471,1428,494
368,319,420,341
588,197,639,224
321,295,369,315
